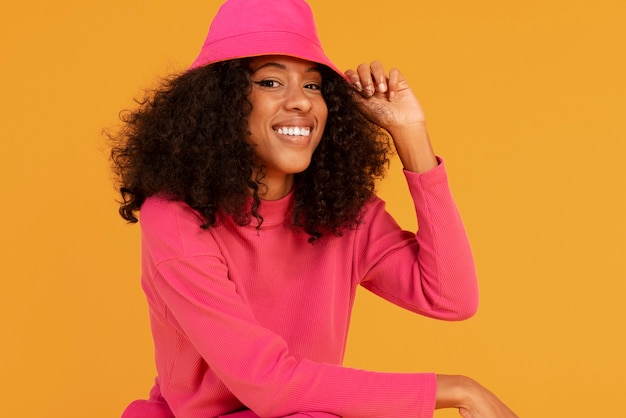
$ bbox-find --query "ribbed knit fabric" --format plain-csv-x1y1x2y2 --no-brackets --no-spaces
122,159,479,418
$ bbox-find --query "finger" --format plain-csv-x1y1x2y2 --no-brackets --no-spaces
344,69,363,92
387,67,401,99
458,408,473,418
356,63,376,97
369,60,388,93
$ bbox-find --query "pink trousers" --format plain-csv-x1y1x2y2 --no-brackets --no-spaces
122,383,340,418
220,412,340,417
123,399,339,418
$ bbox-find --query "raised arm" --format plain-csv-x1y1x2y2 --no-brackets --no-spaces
346,61,478,319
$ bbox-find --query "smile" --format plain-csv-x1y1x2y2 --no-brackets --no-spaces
276,126,311,136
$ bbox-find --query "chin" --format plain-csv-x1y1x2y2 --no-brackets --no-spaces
283,159,313,174
293,161,314,174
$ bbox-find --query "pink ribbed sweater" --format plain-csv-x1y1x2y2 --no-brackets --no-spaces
122,160,479,418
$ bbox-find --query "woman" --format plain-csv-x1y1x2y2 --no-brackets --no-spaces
110,0,518,417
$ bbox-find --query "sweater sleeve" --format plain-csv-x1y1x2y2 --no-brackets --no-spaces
142,199,437,418
357,158,479,320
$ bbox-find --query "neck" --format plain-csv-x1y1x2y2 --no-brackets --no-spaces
256,173,294,201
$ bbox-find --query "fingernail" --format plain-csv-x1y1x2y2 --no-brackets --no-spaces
378,82,387,93
389,90,395,100
353,81,363,92
365,84,375,96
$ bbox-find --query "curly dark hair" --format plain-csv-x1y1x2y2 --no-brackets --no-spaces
108,58,392,241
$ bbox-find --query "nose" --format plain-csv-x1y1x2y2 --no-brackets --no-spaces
284,84,313,113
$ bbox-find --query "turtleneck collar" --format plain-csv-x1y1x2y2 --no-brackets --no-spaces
253,188,295,228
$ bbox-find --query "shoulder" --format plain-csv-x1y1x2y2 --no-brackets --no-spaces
140,196,217,260
349,193,401,241
359,193,388,222
141,195,205,230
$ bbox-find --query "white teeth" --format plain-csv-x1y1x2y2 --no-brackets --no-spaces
277,126,310,136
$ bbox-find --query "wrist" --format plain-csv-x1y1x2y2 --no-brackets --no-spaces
386,121,428,142
388,123,437,173
435,374,475,410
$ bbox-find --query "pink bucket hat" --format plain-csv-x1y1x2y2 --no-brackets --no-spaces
189,0,348,80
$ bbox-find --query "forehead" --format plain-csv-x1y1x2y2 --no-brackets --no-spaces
249,55,322,74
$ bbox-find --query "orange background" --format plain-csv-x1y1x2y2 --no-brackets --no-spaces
1,1,625,417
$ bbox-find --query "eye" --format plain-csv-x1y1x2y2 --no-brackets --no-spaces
305,82,322,91
253,79,281,88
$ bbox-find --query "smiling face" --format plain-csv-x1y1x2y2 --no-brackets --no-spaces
246,55,328,200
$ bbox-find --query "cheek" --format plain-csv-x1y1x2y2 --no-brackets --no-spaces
317,100,329,128
244,110,263,142
245,91,263,130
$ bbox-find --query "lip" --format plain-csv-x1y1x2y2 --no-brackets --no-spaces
272,117,314,129
272,117,315,144
273,129,313,146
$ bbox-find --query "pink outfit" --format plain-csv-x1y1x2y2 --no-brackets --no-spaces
122,160,479,418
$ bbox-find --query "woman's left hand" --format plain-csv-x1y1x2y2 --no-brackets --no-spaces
344,61,438,173
344,61,425,134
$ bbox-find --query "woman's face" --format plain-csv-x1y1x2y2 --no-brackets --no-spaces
246,55,328,198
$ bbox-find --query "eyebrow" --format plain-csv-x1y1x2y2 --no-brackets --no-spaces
251,62,322,74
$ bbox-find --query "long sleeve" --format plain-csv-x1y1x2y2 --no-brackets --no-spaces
357,159,479,320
